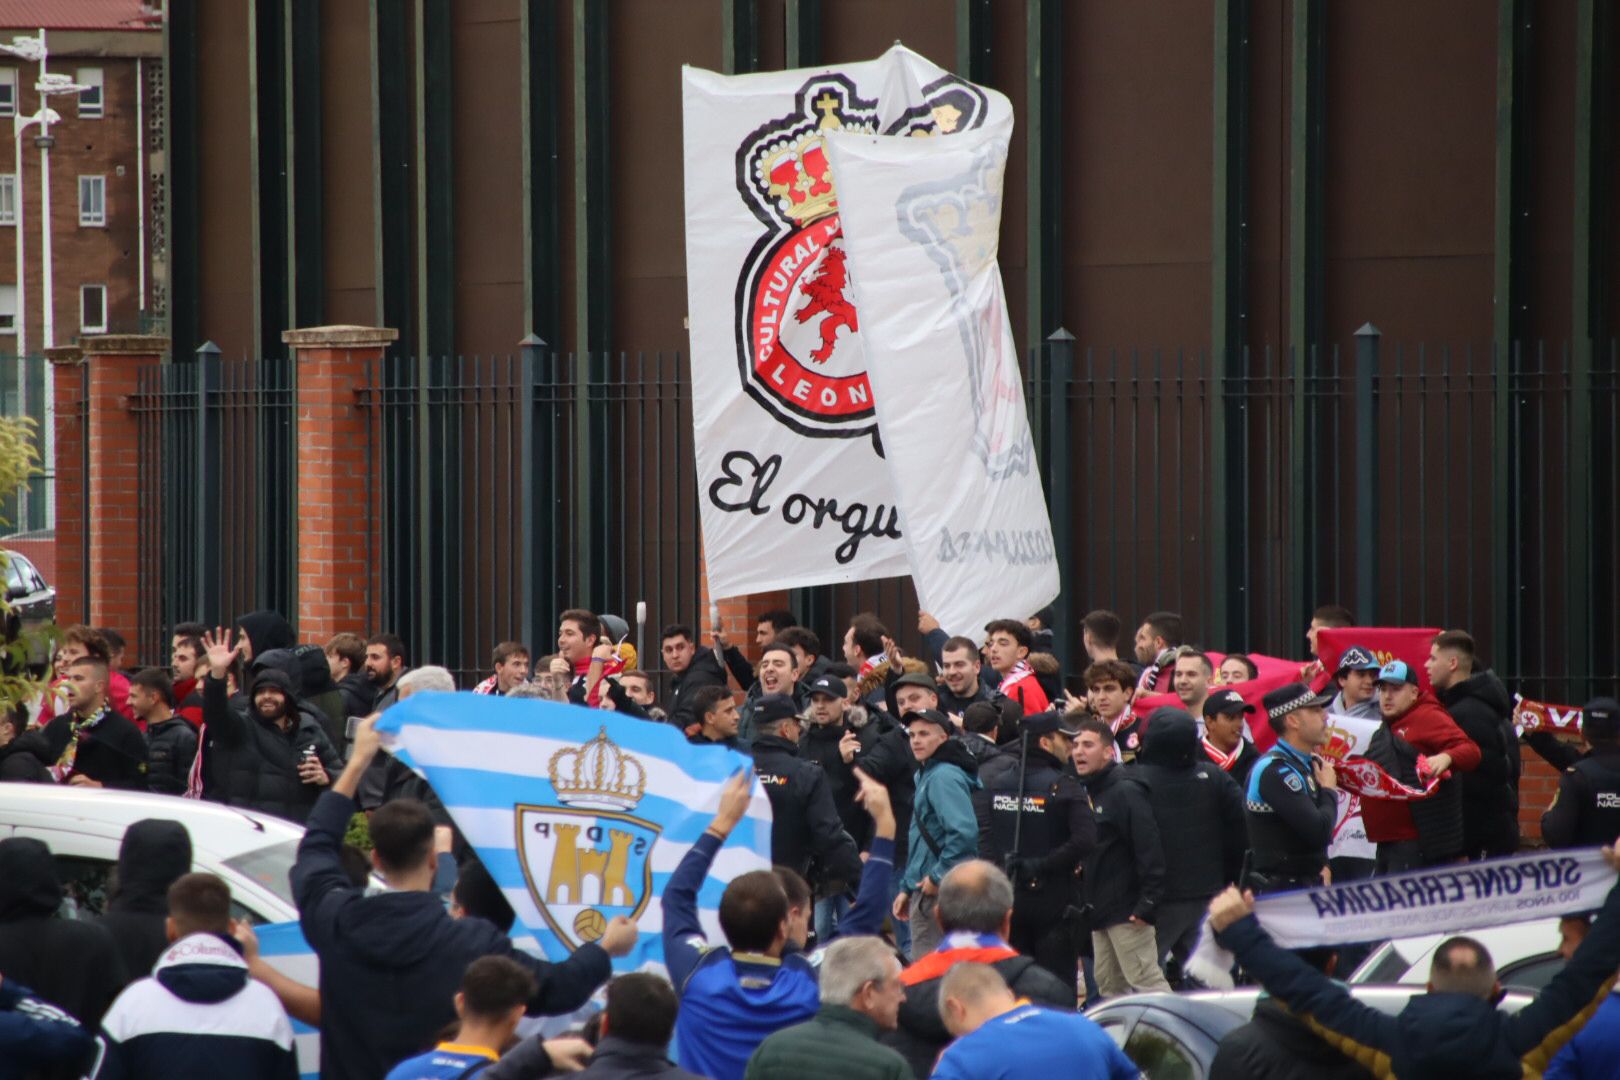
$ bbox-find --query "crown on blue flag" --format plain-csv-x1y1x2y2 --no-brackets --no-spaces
547,726,648,812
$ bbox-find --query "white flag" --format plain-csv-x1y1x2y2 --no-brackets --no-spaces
822,73,1058,638
682,48,999,597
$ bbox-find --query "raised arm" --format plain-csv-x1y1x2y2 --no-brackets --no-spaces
290,716,379,947
663,769,752,990
837,769,896,939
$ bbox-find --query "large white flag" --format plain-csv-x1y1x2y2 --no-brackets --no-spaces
683,47,1008,598
823,84,1057,636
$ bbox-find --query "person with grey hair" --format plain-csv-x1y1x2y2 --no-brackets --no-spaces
744,936,910,1080
931,963,1137,1080
359,665,458,820
882,860,1074,1077
396,665,457,698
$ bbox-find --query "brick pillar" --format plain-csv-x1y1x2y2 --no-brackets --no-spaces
695,546,793,675
284,325,397,644
46,345,87,626
71,335,169,663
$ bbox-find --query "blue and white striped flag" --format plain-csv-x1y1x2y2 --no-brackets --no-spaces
255,921,320,1080
378,693,774,969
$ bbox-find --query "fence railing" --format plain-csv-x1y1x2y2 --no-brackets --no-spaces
107,333,1617,705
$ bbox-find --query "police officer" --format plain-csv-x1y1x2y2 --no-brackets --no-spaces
1529,697,1620,848
749,692,863,896
977,710,1095,986
1243,683,1338,894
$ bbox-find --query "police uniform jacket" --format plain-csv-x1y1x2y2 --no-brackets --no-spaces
1244,739,1336,888
1537,743,1620,849
977,741,1092,903
751,734,862,890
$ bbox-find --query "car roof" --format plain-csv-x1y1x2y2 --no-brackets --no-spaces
0,784,304,859
1358,919,1566,982
1090,984,1535,1035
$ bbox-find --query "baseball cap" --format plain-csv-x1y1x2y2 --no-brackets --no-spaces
755,693,800,725
1583,697,1620,739
891,671,939,694
804,674,846,699
1022,710,1083,738
1334,645,1382,674
903,707,953,732
1204,688,1256,717
1262,681,1334,722
1375,660,1421,687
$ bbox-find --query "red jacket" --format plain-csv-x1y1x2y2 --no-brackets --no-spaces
1361,692,1481,843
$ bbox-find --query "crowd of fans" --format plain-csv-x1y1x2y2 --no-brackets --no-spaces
2,601,1619,1079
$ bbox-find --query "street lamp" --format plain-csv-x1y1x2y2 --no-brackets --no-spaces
9,106,57,361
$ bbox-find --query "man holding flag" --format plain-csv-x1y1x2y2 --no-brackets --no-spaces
1243,683,1339,895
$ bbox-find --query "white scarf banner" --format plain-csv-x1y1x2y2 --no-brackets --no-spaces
1323,710,1382,861
1190,847,1617,986
823,91,1058,635
681,46,1056,622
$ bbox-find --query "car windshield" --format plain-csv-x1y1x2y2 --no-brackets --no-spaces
222,839,300,910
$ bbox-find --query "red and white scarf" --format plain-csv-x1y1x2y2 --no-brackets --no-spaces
1334,756,1444,801
472,674,499,696
1202,737,1244,772
1001,660,1036,694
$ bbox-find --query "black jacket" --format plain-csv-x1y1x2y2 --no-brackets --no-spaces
0,838,128,1028
1538,743,1620,849
752,734,862,892
291,790,612,1080
884,952,1073,1079
936,679,993,719
1077,761,1165,927
1209,996,1376,1080
144,715,198,796
255,645,349,751
1437,670,1520,857
1130,710,1247,901
200,670,343,824
94,819,193,985
976,741,1092,898
337,671,377,718
800,717,880,851
667,647,753,730
234,609,296,658
849,716,917,867
29,708,148,789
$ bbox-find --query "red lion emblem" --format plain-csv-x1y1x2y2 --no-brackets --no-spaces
794,245,858,364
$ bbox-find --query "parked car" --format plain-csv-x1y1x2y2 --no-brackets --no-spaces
1349,917,1567,991
1086,985,1534,1078
0,782,306,924
1,548,55,669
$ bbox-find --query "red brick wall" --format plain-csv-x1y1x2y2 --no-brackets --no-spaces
1518,743,1571,846
695,548,790,697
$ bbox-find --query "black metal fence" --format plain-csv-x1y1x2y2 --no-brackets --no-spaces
116,332,1617,705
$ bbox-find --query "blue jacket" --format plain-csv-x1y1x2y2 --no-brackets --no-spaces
92,933,297,1080
1545,990,1620,1079
661,829,895,1080
1215,874,1620,1079
292,790,612,1080
900,740,981,894
928,1004,1138,1080
0,979,96,1080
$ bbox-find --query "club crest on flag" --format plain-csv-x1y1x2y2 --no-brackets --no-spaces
515,727,661,952
734,73,988,441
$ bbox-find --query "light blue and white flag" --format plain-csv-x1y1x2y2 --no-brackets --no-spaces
256,921,320,1080
377,693,774,970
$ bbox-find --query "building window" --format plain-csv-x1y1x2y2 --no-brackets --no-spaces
0,175,14,225
77,67,103,118
79,175,106,226
80,285,106,334
0,285,15,333
0,70,15,118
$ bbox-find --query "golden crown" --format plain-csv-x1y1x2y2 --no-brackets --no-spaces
756,90,866,225
548,727,648,812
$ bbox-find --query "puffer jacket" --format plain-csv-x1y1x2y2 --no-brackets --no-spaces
94,819,193,984
200,669,343,824
1130,709,1246,900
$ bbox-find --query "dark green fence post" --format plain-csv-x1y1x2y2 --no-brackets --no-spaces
195,341,222,625
518,334,543,651
1354,323,1380,625
1046,329,1075,679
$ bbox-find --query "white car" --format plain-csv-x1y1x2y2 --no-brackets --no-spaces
1349,917,1567,990
0,784,309,924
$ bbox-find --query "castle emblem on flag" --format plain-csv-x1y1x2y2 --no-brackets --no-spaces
515,727,661,951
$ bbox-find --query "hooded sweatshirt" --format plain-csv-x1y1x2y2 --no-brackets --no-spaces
1436,669,1520,855
292,790,612,1080
0,838,128,1029
234,610,297,659
200,668,343,824
1131,709,1247,901
95,820,194,983
93,932,297,1080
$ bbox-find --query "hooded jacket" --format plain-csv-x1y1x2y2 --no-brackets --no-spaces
1359,692,1480,846
200,669,343,824
0,976,98,1080
751,733,862,892
92,932,297,1080
337,671,378,718
1130,709,1247,901
899,739,981,894
234,610,296,659
1435,670,1520,857
1078,761,1165,927
292,789,612,1080
0,838,128,1029
94,819,194,983
254,645,349,751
